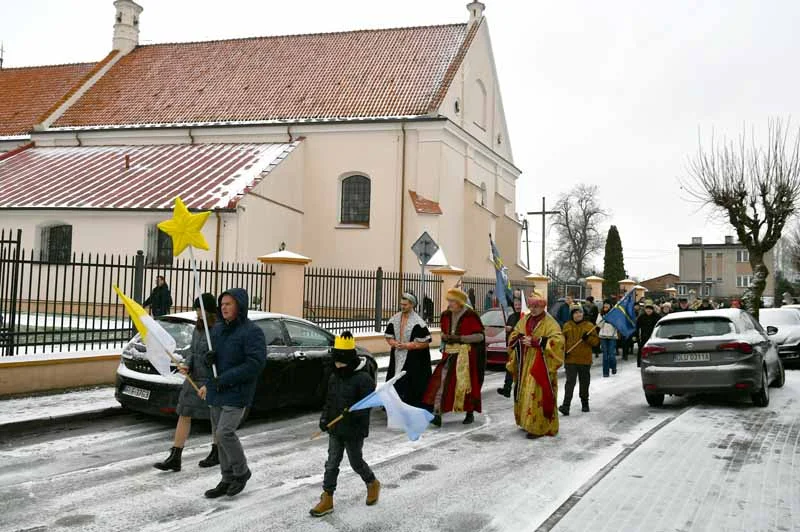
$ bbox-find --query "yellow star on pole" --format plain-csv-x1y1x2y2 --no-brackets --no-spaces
157,197,211,256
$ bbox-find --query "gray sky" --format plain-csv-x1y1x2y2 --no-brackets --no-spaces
3,0,799,280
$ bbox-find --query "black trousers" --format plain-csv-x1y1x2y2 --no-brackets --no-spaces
323,434,375,494
563,364,591,404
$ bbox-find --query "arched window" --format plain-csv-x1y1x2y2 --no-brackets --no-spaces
340,174,371,225
40,224,72,263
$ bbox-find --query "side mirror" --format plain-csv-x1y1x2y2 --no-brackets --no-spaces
766,326,778,336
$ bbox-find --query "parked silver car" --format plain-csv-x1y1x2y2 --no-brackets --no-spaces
758,308,800,364
640,309,784,407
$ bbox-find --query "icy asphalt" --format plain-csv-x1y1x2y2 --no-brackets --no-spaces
1,360,798,532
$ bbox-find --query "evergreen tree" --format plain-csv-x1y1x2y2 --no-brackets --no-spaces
602,225,626,297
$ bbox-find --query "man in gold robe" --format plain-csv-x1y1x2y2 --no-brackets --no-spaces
507,290,565,439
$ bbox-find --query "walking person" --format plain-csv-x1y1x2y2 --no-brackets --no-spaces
311,332,380,517
467,288,477,310
144,275,173,317
598,301,618,377
154,294,219,472
560,305,600,415
384,293,433,408
497,296,523,398
506,290,564,438
423,288,486,426
200,289,266,499
636,301,660,368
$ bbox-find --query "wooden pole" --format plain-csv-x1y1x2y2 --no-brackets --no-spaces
310,410,347,440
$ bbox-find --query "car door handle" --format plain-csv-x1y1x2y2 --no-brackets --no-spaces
292,351,307,361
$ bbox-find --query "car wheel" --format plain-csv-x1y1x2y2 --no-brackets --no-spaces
751,367,770,407
770,361,785,389
645,392,665,407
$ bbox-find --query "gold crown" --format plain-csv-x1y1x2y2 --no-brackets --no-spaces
334,334,356,351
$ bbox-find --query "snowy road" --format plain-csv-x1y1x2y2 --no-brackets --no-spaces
1,360,797,532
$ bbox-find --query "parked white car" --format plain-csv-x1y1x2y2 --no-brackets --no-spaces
759,308,800,364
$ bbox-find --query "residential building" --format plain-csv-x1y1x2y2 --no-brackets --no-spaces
640,273,680,294
0,1,529,279
677,236,775,300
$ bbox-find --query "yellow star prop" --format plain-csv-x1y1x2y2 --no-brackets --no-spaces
157,197,211,256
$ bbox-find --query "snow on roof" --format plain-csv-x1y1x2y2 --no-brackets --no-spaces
0,141,301,210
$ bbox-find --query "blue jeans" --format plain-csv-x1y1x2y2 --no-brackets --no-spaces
601,338,617,376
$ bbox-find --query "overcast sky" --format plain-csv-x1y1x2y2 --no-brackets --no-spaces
3,0,799,280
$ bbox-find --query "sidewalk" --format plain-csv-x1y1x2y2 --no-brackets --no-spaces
550,373,800,532
0,350,442,432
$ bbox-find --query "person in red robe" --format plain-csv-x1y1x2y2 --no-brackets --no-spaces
423,288,486,426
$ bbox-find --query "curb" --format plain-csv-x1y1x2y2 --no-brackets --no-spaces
0,406,126,437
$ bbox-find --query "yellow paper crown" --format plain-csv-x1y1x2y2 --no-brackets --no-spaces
334,333,356,351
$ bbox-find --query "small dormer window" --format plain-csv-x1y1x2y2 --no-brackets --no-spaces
454,99,461,115
116,12,122,23
497,133,503,145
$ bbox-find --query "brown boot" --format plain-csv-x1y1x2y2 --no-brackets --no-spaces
310,491,334,517
366,479,381,506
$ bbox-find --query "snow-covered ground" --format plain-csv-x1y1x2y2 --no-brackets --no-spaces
1,362,797,531
0,386,119,426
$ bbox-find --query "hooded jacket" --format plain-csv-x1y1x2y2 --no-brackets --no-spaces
320,358,375,439
205,288,267,408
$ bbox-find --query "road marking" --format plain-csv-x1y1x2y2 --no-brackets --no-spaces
534,408,690,532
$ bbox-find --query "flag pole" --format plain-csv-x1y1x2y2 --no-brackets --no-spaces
310,410,348,440
189,247,217,378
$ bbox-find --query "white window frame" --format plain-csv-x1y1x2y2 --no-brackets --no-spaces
737,250,750,263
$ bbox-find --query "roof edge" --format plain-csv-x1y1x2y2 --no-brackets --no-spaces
426,19,482,113
227,139,304,208
0,142,34,162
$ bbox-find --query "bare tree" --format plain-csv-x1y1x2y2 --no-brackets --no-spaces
684,119,800,318
550,184,607,280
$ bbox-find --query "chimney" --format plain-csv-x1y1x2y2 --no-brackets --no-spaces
467,1,485,25
113,0,143,54
724,235,734,245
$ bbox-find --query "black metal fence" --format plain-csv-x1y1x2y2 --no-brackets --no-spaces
0,236,273,356
303,266,443,334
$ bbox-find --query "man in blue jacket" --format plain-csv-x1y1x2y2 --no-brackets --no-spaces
198,288,266,498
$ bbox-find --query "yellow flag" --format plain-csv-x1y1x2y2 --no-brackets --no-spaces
114,285,177,377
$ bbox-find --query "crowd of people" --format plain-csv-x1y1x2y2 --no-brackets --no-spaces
148,281,739,517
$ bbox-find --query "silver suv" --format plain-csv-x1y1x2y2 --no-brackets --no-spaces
640,309,785,407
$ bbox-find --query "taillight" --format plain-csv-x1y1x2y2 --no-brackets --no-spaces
641,345,667,358
717,342,753,354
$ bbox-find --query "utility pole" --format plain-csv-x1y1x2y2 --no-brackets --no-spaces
527,196,558,274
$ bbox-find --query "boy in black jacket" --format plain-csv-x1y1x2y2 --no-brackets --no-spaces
310,331,380,517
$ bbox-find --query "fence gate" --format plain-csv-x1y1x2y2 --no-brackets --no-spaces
0,229,22,356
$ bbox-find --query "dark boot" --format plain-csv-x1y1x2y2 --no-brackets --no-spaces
496,387,511,398
463,412,474,425
204,481,231,499
431,414,442,427
581,400,590,413
153,447,182,472
558,404,570,416
226,469,252,497
198,444,219,468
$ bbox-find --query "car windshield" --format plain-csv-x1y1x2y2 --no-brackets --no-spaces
127,317,194,358
759,309,800,327
481,310,506,328
654,317,735,339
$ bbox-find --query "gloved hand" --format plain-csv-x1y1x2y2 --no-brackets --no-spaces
539,336,549,348
205,350,217,367
581,332,590,341
319,420,328,433
209,376,225,392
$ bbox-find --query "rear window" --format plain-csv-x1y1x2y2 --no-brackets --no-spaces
654,318,736,339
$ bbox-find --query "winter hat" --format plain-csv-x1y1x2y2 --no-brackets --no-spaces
644,299,655,309
446,288,468,305
332,331,358,366
193,293,218,314
570,304,584,315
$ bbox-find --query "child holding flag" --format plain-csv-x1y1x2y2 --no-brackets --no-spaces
311,331,380,517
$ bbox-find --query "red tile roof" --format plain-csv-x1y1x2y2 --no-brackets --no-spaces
409,190,443,215
0,142,301,210
0,62,97,137
54,23,478,128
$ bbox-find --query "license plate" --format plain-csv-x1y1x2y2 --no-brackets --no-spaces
674,352,710,362
122,385,151,400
